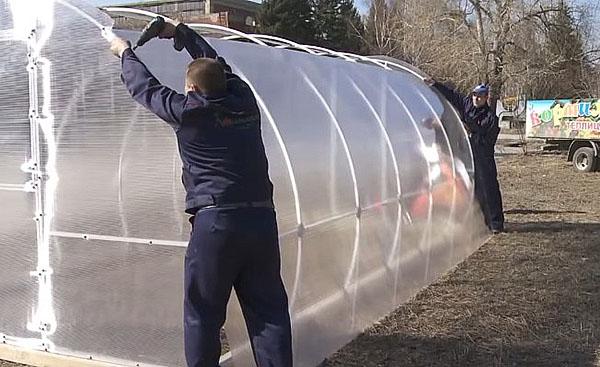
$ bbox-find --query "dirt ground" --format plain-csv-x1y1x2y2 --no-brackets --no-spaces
2,153,600,367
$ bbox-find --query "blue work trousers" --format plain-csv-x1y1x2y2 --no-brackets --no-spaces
471,141,504,231
184,207,293,367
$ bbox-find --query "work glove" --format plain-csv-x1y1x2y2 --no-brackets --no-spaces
158,21,178,39
110,36,131,58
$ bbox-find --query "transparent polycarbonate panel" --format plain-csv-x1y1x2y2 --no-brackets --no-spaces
50,236,185,366
290,216,358,367
350,204,400,329
325,69,397,208
45,21,190,242
210,40,358,226
0,191,38,340
380,81,432,213
429,89,475,174
0,40,30,185
261,119,298,235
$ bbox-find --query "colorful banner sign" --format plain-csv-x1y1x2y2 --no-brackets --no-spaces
526,99,600,139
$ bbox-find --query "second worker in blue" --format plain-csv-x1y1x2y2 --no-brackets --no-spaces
110,20,293,367
429,81,505,234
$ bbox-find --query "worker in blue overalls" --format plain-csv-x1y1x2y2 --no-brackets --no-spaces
110,20,293,367
427,80,505,234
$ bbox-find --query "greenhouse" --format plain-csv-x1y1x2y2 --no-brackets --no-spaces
0,1,488,366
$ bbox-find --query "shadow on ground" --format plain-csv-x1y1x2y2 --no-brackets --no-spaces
504,208,588,215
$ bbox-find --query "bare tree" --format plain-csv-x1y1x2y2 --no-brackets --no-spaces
363,0,399,55
362,0,600,100
362,0,480,88
448,1,565,101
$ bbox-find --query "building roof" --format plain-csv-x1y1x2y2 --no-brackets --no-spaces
100,0,197,7
100,0,260,12
212,0,260,12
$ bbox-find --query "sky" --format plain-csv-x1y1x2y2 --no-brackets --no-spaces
89,0,370,14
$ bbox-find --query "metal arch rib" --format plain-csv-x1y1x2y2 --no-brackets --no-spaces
435,91,477,226
249,34,320,55
230,67,304,309
416,90,460,269
302,45,356,61
219,35,297,51
300,70,361,224
342,52,428,81
300,72,361,291
387,87,436,284
222,35,282,47
347,79,402,202
347,78,404,270
248,88,305,307
362,55,424,77
338,52,390,69
373,57,431,81
230,68,302,235
300,71,361,206
417,90,459,212
301,71,362,331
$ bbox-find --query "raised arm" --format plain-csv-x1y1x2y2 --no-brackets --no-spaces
431,82,467,113
174,23,218,59
172,23,235,75
113,38,186,130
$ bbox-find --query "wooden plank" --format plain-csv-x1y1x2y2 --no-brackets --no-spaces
0,344,125,367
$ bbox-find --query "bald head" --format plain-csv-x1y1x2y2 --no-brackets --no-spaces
185,58,227,96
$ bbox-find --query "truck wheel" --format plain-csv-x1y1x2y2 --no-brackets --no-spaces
572,147,597,173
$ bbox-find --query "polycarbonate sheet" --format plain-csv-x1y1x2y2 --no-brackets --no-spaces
0,40,30,185
0,1,488,366
325,69,397,208
435,93,475,173
210,40,359,226
260,120,298,235
290,216,359,366
45,24,190,242
50,237,185,366
0,1,38,343
0,191,38,340
350,204,400,328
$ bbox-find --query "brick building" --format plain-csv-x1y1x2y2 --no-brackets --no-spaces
106,0,260,33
